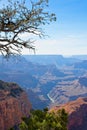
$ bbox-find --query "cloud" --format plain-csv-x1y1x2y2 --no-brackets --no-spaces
20,32,87,55
34,36,87,55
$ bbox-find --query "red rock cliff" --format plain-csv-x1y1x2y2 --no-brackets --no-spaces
50,97,87,130
0,80,31,130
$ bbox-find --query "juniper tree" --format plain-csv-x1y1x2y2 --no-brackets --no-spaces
0,0,56,57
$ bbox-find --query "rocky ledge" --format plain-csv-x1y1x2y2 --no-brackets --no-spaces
50,97,87,130
0,80,31,130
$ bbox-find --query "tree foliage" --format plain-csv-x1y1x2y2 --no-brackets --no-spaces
0,0,56,56
18,108,68,130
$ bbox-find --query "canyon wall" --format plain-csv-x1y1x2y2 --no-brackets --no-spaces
0,80,31,130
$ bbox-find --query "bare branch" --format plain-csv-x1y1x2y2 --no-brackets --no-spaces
0,0,56,56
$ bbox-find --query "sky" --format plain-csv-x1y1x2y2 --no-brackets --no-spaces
33,0,87,56
0,0,87,56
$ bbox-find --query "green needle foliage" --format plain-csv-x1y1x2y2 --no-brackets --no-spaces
18,108,68,130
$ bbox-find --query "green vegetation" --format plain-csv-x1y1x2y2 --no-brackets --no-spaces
14,108,68,130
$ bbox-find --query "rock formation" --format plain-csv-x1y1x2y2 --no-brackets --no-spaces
0,80,31,130
50,97,87,130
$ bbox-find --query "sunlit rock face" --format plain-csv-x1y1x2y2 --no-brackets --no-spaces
50,97,87,130
0,80,31,130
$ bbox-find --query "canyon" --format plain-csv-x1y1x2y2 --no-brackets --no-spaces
0,55,87,109
0,55,87,129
